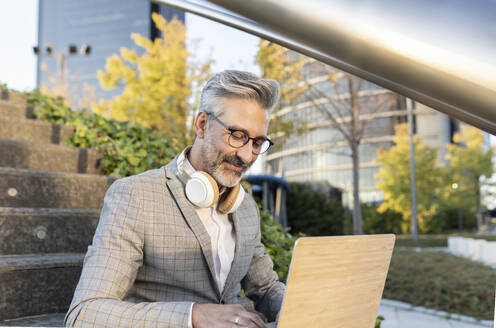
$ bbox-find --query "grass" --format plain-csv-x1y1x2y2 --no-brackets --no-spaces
383,249,496,320
395,233,496,247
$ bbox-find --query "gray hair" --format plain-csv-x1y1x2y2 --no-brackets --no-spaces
199,70,280,117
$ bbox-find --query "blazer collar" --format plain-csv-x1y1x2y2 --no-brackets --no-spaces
221,210,243,300
164,156,221,299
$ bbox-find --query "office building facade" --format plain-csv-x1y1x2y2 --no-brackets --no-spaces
263,58,460,207
36,0,184,104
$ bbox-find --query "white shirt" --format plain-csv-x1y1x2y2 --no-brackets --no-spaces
178,150,237,327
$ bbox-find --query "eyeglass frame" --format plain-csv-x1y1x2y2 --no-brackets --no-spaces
204,111,274,154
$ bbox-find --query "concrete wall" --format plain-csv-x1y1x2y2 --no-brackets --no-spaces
448,237,496,267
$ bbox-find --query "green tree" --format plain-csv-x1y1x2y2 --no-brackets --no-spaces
375,124,444,233
94,13,211,145
445,125,494,231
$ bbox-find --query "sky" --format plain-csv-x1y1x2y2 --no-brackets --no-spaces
0,0,38,91
0,0,264,174
0,1,261,90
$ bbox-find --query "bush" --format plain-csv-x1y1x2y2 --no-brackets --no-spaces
260,209,299,282
362,203,403,234
286,182,344,236
429,206,477,232
28,91,182,177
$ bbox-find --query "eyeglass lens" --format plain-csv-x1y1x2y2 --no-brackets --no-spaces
228,131,271,154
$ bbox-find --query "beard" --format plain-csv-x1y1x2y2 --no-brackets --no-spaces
200,132,252,187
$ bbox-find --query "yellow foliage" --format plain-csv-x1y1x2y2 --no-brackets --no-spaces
375,124,443,233
444,125,494,215
94,13,211,145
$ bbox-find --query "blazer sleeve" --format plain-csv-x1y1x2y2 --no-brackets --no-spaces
241,204,286,322
65,179,192,328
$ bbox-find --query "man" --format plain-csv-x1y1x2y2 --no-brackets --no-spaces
65,70,285,327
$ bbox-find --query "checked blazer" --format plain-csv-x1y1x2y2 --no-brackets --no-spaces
65,157,285,327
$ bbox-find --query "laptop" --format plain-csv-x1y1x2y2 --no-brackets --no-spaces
267,234,395,328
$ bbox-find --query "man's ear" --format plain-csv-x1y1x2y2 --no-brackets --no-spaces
194,111,208,139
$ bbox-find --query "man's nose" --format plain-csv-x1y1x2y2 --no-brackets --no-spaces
236,140,255,164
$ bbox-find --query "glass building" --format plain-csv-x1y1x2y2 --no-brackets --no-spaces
36,0,184,104
263,57,460,207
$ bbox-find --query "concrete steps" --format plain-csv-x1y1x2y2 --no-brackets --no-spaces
0,89,113,321
0,167,115,209
0,253,84,320
0,100,35,119
0,138,103,174
0,115,75,144
1,89,27,104
0,207,99,255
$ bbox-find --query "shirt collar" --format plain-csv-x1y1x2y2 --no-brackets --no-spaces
178,147,197,177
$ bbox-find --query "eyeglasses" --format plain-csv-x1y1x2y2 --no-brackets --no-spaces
206,112,274,155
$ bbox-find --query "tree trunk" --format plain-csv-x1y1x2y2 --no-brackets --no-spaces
352,141,363,234
349,77,363,235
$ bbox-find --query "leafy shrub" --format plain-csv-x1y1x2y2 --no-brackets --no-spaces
362,203,403,234
28,91,182,177
375,316,384,328
260,209,299,282
286,182,344,236
429,205,476,232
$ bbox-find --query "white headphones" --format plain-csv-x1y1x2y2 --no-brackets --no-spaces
178,149,245,214
185,171,245,214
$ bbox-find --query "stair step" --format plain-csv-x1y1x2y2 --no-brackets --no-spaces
1,90,27,104
0,139,103,174
0,207,99,255
0,88,7,101
0,100,35,119
0,253,84,271
0,253,84,321
0,167,116,209
0,115,75,144
0,312,65,327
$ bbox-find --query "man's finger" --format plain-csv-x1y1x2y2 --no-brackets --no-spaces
238,311,266,328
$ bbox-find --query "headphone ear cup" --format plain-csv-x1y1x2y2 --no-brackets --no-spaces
218,184,245,214
185,171,219,208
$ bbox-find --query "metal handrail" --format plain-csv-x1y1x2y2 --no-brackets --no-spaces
152,0,496,134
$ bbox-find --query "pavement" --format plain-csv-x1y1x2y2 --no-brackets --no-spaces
0,299,493,327
379,299,494,328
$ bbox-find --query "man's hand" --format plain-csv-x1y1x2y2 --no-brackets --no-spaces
192,303,266,328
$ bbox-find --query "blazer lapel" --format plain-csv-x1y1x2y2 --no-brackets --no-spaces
221,210,245,300
164,159,220,299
